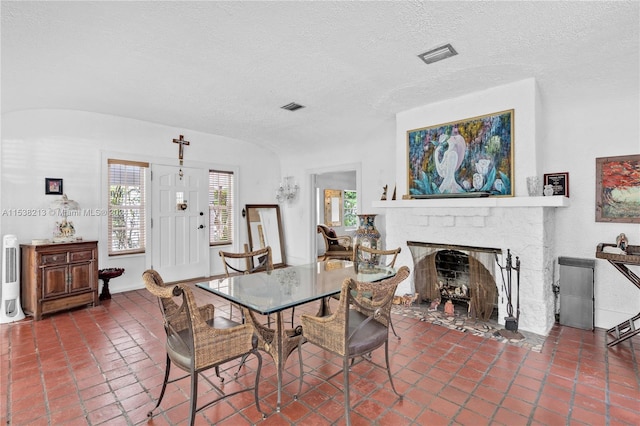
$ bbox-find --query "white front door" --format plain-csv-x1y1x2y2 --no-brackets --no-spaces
151,164,209,281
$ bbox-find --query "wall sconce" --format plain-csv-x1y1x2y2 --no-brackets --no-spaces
276,176,299,203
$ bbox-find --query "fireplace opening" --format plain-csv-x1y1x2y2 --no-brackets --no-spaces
435,250,470,301
408,241,501,322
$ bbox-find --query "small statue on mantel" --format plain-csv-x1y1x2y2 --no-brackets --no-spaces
616,233,629,253
380,185,388,201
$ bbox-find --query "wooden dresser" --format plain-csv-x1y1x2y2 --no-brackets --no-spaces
21,240,99,320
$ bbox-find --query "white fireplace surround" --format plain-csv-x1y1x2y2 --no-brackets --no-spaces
374,196,570,336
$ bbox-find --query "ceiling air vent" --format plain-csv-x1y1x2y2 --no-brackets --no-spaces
281,102,305,111
418,43,457,65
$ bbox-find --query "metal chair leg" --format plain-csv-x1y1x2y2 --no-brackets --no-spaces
384,341,402,398
344,356,351,426
390,318,401,339
235,353,249,377
253,351,266,418
295,338,304,400
188,372,198,426
147,354,171,418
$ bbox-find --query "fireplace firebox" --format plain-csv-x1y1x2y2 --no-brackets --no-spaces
408,241,501,321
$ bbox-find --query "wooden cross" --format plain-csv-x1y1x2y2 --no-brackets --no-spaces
173,135,190,165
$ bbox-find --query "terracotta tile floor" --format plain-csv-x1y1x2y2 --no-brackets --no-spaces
2,284,639,425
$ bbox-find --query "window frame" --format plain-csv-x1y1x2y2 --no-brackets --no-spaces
107,159,149,256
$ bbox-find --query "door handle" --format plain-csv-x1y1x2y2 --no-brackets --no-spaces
197,224,205,229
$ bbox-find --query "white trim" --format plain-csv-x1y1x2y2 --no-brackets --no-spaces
372,196,570,209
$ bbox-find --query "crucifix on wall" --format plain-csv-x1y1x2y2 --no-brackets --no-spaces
173,134,190,166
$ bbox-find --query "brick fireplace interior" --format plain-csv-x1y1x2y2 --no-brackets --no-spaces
408,241,502,322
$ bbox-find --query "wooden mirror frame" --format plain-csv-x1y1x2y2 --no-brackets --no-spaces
245,204,286,268
324,189,343,227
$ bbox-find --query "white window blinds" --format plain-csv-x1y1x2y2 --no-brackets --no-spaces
209,170,234,245
108,159,148,255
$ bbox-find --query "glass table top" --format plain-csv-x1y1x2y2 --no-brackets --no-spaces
197,260,396,315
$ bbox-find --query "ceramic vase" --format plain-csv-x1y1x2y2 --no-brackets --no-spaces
526,176,541,196
354,214,381,265
543,184,554,196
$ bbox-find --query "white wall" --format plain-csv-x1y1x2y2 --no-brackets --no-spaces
1,109,281,294
540,85,640,328
395,79,540,198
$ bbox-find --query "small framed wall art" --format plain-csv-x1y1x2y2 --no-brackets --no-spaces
45,178,63,195
543,172,569,197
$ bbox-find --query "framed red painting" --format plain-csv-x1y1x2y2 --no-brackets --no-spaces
595,154,640,223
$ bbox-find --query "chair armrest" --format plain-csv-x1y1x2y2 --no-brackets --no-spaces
147,282,179,299
194,323,257,367
301,312,346,355
197,304,216,322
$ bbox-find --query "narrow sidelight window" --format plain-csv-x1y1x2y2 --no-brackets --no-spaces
209,170,234,246
108,159,148,255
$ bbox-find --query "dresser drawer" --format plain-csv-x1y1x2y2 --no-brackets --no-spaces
40,252,68,265
69,250,94,262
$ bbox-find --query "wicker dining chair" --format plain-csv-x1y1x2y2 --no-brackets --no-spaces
354,242,401,269
296,266,410,426
219,246,283,325
143,270,264,426
354,243,402,339
219,246,294,376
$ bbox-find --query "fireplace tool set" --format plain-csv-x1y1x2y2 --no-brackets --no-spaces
495,249,522,335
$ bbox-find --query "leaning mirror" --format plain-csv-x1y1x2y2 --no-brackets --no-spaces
245,204,286,268
324,189,342,227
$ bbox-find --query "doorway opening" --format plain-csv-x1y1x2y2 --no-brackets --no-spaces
309,165,360,260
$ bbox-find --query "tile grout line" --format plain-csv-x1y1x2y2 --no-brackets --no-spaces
55,312,97,425
522,331,561,425
105,294,157,426
82,305,135,425
463,335,509,424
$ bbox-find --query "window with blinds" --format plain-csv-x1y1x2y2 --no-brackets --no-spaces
108,159,148,255
209,170,234,246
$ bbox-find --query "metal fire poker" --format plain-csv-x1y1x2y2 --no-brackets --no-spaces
496,249,522,334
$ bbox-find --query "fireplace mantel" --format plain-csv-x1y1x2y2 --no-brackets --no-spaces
372,195,570,209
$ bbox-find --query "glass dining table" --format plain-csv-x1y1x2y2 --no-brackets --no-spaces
196,260,397,411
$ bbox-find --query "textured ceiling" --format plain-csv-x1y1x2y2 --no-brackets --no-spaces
2,1,638,154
